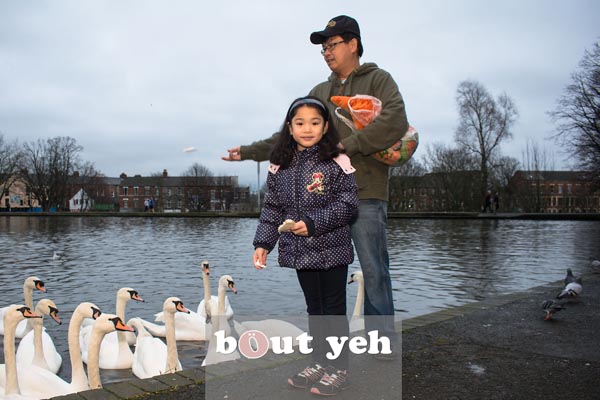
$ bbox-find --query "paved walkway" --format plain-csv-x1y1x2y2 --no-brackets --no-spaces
53,270,600,400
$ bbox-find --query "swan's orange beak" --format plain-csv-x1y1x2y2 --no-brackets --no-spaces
201,261,211,276
35,280,47,293
112,317,135,332
175,301,190,314
20,307,42,319
91,307,102,320
228,280,237,294
49,306,62,325
130,291,145,302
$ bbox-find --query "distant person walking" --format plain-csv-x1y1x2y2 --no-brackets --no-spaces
493,192,499,213
483,190,493,213
149,197,155,213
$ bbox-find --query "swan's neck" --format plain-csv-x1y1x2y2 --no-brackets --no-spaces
164,311,180,373
218,285,227,316
203,272,211,303
68,310,89,390
23,286,34,333
32,315,49,369
115,298,129,348
23,285,33,309
212,284,228,333
3,318,20,395
87,329,106,389
352,280,364,318
116,298,127,321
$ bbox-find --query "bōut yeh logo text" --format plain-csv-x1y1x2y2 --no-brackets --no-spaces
214,329,392,360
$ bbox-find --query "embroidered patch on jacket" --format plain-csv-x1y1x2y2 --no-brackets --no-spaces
306,172,325,194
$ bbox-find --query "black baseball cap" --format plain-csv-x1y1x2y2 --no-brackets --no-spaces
310,15,361,44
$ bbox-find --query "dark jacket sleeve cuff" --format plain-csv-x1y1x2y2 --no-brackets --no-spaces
254,243,273,252
301,216,315,237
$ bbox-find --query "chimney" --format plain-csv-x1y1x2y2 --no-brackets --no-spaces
163,169,168,178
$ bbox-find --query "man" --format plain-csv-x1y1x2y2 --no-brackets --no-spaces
223,14,407,361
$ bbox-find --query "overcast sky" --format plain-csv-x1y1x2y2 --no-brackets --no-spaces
1,1,598,190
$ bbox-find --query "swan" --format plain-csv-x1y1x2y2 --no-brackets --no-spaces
0,276,46,338
15,299,62,373
0,305,41,399
196,261,234,322
79,287,144,369
348,271,365,333
142,275,236,341
86,314,135,390
128,297,190,379
202,275,240,366
65,302,103,392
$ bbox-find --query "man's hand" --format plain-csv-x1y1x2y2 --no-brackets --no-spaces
222,146,242,161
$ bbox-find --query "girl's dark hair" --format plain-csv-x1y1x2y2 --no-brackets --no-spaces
269,95,341,169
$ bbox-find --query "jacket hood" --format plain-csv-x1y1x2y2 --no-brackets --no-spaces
327,62,379,82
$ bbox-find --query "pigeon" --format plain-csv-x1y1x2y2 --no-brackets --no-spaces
542,299,565,321
563,268,582,286
557,269,583,300
589,257,600,272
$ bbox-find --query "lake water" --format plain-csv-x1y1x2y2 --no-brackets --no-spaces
1,216,599,384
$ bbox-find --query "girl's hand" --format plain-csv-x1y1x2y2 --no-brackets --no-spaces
291,221,308,236
253,248,268,270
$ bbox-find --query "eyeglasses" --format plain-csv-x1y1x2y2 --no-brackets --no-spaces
321,40,346,55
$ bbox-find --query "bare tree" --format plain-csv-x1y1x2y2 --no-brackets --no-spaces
455,80,518,198
20,137,82,211
549,41,600,183
423,143,481,211
515,139,555,212
0,133,22,208
388,158,426,211
488,155,520,212
183,162,214,211
72,161,104,211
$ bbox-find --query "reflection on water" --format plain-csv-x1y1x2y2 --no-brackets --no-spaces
0,216,599,384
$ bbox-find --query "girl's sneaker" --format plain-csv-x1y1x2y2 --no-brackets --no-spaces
310,367,349,396
287,364,325,389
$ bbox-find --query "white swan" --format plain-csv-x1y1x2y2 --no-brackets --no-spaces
79,287,144,369
142,275,235,341
128,297,190,379
66,302,103,392
0,305,42,400
86,314,135,390
15,299,63,373
0,276,46,338
202,275,240,366
197,261,234,322
348,271,365,333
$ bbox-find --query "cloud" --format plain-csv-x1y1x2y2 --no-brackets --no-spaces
1,0,598,188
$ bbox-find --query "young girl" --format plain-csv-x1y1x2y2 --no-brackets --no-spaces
253,96,358,396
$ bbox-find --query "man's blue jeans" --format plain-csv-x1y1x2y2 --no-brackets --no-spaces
351,199,398,340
